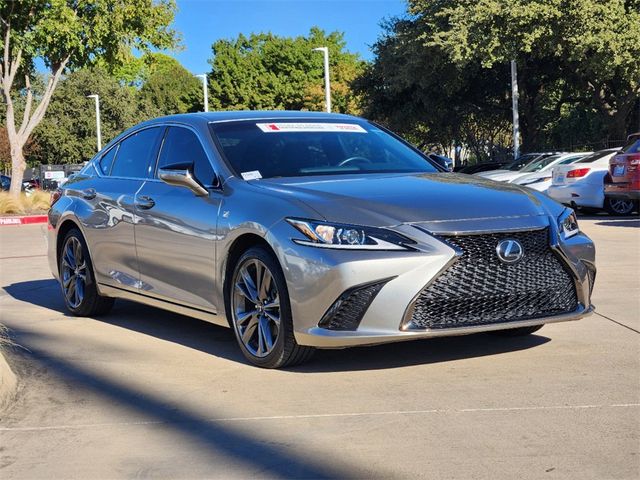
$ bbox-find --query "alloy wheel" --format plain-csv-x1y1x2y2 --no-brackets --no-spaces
61,236,87,309
232,259,281,358
609,198,635,215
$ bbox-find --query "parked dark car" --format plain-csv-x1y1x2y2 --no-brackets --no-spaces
457,161,509,174
1,174,10,191
426,153,454,172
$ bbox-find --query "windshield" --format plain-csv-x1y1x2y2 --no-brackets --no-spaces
505,153,540,171
521,154,562,172
622,134,640,154
209,120,439,179
579,150,618,163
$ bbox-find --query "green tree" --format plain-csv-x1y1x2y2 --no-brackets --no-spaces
138,53,202,115
32,67,143,165
356,17,513,163
208,27,364,113
0,0,177,196
411,0,640,144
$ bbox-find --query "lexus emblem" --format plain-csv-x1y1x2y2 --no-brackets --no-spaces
496,239,524,263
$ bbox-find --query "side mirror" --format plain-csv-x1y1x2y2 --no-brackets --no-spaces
158,162,209,196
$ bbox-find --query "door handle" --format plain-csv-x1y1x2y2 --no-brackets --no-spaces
135,195,155,210
82,188,96,200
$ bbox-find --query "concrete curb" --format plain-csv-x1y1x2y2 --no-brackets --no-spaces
0,215,48,226
0,350,17,411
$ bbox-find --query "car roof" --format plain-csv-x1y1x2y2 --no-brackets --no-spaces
141,110,359,127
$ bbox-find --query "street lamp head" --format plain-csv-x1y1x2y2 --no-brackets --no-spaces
312,47,328,53
87,94,98,99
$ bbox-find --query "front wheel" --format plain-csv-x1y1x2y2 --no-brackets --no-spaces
604,197,637,216
229,246,314,368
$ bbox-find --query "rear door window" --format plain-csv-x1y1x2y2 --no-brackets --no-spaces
157,127,215,185
622,135,640,154
110,127,163,179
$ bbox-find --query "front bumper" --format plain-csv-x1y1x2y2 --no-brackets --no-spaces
273,215,596,348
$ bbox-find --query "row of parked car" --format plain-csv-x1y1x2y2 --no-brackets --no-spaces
471,133,640,216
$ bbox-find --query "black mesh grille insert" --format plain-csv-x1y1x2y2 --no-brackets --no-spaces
407,228,578,330
319,279,390,331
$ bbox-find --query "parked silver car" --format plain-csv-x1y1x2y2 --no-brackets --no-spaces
48,112,596,368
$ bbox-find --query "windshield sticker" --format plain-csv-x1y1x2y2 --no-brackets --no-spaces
241,170,263,180
256,122,367,133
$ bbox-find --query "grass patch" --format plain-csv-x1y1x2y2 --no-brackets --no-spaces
0,191,50,215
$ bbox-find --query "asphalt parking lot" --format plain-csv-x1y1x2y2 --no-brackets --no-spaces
0,217,639,479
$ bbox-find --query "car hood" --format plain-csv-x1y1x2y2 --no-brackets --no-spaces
252,172,553,229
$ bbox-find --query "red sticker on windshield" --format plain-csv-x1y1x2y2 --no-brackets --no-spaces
256,123,367,133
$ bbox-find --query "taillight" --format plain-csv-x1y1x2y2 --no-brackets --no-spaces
50,189,62,206
567,168,591,178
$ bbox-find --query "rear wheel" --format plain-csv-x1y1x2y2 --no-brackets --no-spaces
489,325,543,337
229,246,314,368
59,228,114,316
604,197,636,216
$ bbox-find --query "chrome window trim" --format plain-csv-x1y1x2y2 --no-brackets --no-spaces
91,123,221,188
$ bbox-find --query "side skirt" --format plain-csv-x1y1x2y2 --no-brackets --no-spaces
98,283,229,328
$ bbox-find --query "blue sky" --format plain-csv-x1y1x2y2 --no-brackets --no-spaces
172,0,408,74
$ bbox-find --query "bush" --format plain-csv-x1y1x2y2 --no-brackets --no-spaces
0,191,50,214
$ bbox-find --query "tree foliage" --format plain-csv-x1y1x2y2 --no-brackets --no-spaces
359,0,640,160
355,17,513,161
208,27,364,113
0,0,177,195
138,53,203,116
32,67,142,165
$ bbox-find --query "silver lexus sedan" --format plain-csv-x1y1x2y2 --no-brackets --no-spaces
48,111,596,368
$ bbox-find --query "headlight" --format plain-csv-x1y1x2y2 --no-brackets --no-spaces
558,209,579,239
286,218,416,250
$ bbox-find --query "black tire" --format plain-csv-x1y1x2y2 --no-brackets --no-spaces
578,207,599,215
59,228,114,316
604,197,637,216
228,246,314,368
489,325,543,337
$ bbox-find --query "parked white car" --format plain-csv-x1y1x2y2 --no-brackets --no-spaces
482,152,588,183
511,153,591,193
475,153,551,179
547,149,620,213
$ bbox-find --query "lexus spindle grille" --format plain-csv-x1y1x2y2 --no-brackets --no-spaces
405,228,578,330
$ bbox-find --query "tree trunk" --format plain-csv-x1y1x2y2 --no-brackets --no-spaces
8,136,25,197
606,100,636,144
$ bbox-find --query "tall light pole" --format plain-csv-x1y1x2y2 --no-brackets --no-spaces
195,74,208,112
87,94,102,151
313,47,331,113
510,60,520,160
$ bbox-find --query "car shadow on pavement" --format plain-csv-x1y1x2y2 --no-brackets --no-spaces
2,332,360,479
4,279,551,372
594,219,639,228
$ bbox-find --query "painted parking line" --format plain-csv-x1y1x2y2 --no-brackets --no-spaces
2,403,638,433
